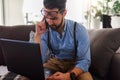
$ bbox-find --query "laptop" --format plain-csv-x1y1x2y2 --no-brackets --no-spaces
0,38,45,80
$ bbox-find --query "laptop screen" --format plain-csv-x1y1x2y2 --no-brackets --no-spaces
0,38,45,80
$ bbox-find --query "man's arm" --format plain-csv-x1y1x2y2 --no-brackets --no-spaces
34,18,47,55
34,33,41,43
34,17,47,43
71,24,91,77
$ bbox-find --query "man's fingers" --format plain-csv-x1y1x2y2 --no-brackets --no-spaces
41,17,45,22
53,72,62,76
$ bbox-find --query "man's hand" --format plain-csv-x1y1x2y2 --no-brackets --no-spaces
35,17,47,36
46,72,71,80
34,17,47,43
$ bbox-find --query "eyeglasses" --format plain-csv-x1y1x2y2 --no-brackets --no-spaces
41,8,64,20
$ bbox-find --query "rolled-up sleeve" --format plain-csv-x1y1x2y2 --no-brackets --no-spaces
41,33,48,63
75,24,91,72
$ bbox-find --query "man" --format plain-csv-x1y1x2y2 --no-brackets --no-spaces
34,0,93,80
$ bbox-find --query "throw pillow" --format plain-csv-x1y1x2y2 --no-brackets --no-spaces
29,31,35,43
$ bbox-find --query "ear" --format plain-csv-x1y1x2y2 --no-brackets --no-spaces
63,9,67,17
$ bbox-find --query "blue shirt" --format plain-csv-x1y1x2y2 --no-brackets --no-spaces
41,19,91,72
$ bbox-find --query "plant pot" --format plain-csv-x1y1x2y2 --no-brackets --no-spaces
111,16,120,28
101,15,112,28
91,18,101,29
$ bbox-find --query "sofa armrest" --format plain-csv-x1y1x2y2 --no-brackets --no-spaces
109,53,120,80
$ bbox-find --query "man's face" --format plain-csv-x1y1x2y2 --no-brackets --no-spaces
41,8,66,30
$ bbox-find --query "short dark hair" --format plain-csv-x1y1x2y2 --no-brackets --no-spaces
43,0,66,10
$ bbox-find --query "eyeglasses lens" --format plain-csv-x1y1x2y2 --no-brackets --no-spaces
41,9,57,18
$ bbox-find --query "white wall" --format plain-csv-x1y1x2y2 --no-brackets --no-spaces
65,0,91,28
66,0,86,23
0,0,3,25
4,0,24,26
3,0,91,27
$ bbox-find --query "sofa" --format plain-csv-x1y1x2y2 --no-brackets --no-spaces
0,25,120,80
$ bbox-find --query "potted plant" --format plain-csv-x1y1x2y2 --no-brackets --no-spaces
84,0,113,29
90,4,102,29
84,1,103,29
112,0,120,16
111,0,120,28
101,0,112,28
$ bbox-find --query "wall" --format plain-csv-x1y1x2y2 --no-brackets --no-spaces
2,0,91,27
0,0,3,25
4,0,24,26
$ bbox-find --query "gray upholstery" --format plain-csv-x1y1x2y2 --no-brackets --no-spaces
110,53,120,80
88,28,120,80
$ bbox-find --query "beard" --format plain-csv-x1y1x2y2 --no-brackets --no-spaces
49,25,60,30
49,18,63,31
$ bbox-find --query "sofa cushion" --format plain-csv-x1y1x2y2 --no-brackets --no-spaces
109,53,120,80
0,47,5,65
88,28,120,78
0,25,35,65
116,47,120,53
29,30,35,43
